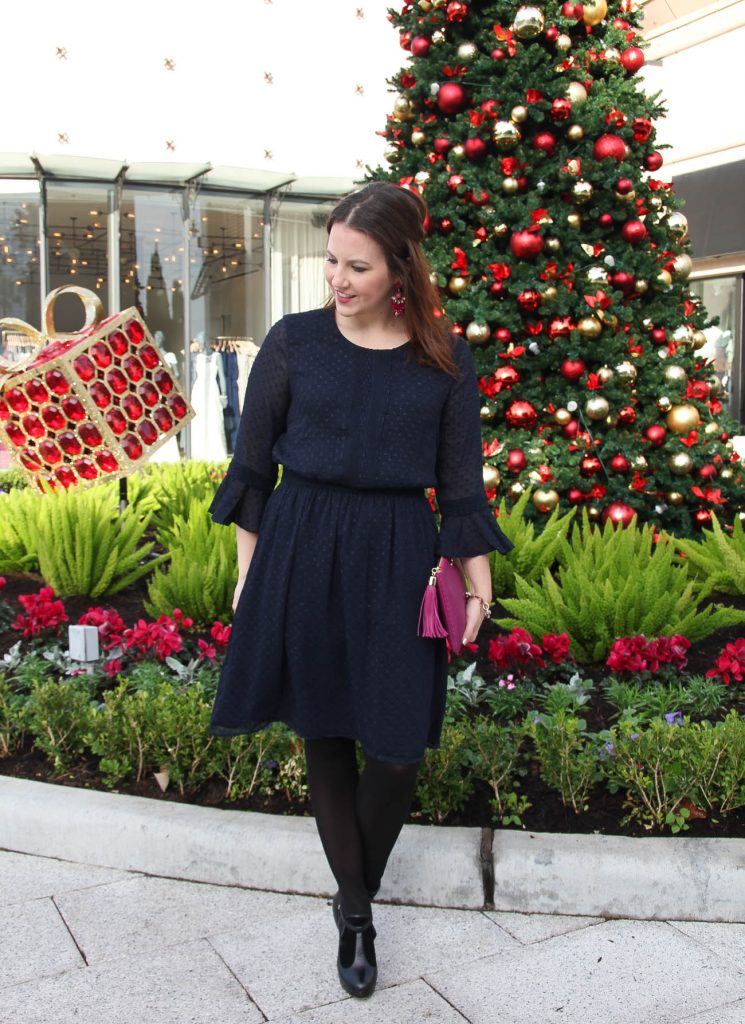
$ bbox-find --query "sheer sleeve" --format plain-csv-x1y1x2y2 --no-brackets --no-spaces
209,319,289,532
436,338,514,559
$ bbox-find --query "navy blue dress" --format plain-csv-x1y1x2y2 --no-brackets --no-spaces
208,308,512,763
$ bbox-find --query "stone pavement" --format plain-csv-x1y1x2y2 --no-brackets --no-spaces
2,848,745,1024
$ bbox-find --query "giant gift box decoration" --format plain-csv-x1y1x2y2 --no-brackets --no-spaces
0,285,194,489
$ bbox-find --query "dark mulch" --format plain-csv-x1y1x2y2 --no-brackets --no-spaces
2,572,745,838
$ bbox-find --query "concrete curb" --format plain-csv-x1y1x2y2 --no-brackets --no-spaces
2,776,744,922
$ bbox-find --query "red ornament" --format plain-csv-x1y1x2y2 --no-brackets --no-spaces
495,366,521,389
550,98,571,122
616,177,634,195
621,219,648,245
440,217,453,233
506,449,527,473
611,271,636,295
620,47,645,73
643,425,666,447
545,26,559,43
410,35,431,57
562,420,580,439
516,290,541,313
560,359,586,381
510,230,544,261
617,406,636,426
698,463,718,481
533,131,557,156
464,137,487,161
580,455,603,477
436,83,468,115
593,134,627,161
490,281,504,295
505,400,538,429
433,137,451,155
645,151,664,171
598,213,614,228
602,502,636,528
650,327,667,345
561,2,583,19
567,488,584,504
610,454,630,474
693,508,713,529
446,0,468,22
495,327,512,343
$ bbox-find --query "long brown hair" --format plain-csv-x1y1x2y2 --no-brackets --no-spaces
325,182,458,376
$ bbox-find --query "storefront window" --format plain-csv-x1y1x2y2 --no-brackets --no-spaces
690,275,742,421
271,198,330,319
0,179,41,332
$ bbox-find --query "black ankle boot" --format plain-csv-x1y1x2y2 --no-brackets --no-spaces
333,902,377,998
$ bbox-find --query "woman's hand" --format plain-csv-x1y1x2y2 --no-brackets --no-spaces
232,575,247,613
459,553,493,648
463,594,490,646
233,527,259,612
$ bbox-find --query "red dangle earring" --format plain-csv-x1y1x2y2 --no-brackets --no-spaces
390,281,406,318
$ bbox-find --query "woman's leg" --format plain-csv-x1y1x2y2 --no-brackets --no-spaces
355,756,420,896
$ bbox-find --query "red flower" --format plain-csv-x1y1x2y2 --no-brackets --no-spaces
706,638,745,686
78,607,126,651
123,615,184,662
103,658,123,679
645,635,690,671
0,576,6,592
606,635,650,673
541,633,571,665
12,586,69,638
525,89,543,103
210,621,232,648
488,628,545,672
197,638,218,663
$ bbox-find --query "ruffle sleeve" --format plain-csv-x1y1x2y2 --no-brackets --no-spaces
209,319,289,533
435,338,514,559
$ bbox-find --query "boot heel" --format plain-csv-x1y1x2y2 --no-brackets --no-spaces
335,906,377,998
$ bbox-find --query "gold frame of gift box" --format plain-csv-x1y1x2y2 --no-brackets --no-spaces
0,285,195,490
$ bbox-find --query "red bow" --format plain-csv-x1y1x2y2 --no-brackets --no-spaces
493,25,516,56
692,487,726,504
585,291,612,310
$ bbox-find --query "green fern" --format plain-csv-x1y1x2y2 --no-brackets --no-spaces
489,487,575,600
29,486,167,598
146,497,237,625
0,487,42,572
675,513,745,596
143,461,228,547
497,512,745,662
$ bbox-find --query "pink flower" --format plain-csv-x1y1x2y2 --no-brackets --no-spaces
12,586,69,638
78,607,126,651
541,632,571,665
0,576,6,592
197,638,217,663
210,621,232,648
706,638,745,686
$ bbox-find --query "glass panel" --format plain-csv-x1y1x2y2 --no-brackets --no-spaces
46,184,113,330
0,179,41,332
188,192,265,458
271,198,331,318
690,275,742,420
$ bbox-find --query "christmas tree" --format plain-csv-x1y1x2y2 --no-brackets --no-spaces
374,0,744,536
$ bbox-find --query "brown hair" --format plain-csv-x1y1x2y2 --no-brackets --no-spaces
325,181,458,376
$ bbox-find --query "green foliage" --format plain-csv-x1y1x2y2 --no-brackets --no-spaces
146,461,227,548
0,487,42,572
466,716,528,825
447,661,537,722
414,720,475,824
0,467,29,491
145,498,237,626
0,673,26,757
539,675,595,717
675,514,745,596
24,677,96,772
29,486,167,598
528,710,599,814
488,488,575,599
604,675,733,725
497,514,745,662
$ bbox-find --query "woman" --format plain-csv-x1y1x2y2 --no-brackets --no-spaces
208,181,512,999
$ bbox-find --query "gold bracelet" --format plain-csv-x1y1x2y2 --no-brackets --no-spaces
466,592,492,619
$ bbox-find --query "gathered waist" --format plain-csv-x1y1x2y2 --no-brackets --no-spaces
280,469,424,499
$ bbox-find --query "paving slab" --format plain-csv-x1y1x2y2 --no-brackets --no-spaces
678,1000,745,1023
0,939,263,1024
0,849,131,906
485,910,604,944
0,898,83,989
669,920,745,971
427,918,745,1024
271,978,470,1024
54,873,319,965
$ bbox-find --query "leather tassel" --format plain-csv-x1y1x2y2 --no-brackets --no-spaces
417,579,448,639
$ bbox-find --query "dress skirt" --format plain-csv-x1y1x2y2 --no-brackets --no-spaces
210,470,449,764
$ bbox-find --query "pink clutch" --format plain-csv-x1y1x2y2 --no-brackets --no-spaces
417,557,467,655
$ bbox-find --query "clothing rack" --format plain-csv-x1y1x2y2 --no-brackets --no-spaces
211,336,256,354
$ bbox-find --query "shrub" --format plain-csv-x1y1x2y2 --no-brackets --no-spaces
489,488,575,599
0,673,26,757
528,710,599,814
466,716,528,824
146,461,227,548
24,676,96,772
675,513,745,596
497,513,745,662
0,487,42,572
414,720,475,824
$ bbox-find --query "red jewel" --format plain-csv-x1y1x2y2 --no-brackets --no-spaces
24,378,49,403
20,449,42,472
44,368,70,395
167,394,187,418
121,433,143,460
22,413,45,439
0,397,9,421
139,344,160,370
123,356,145,382
41,404,66,431
152,407,173,432
75,458,98,481
123,394,144,422
107,330,129,356
73,354,96,382
58,431,83,456
138,381,159,408
137,420,158,446
105,369,128,395
154,369,174,395
5,423,25,446
90,342,113,369
39,440,63,465
90,382,112,409
79,422,104,447
95,449,119,473
62,396,86,422
104,409,127,436
6,387,30,413
125,319,145,344
54,466,77,488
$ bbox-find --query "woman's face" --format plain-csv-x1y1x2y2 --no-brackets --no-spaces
325,222,397,325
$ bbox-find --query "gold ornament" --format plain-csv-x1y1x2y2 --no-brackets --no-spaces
597,366,614,384
450,144,465,160
577,316,602,338
573,179,593,204
663,364,687,384
635,279,649,294
704,421,721,436
615,188,636,204
585,396,610,420
418,0,433,9
667,491,685,506
666,404,701,433
511,104,528,124
582,0,608,25
566,124,584,142
541,285,558,302
634,455,648,471
615,360,637,383
411,128,425,146
533,488,560,513
448,276,468,295
565,157,582,176
657,396,672,412
667,212,689,241
598,309,618,330
432,29,446,43
604,47,621,63
509,481,525,498
584,265,609,285
672,254,693,279
545,237,561,253
554,408,572,425
669,452,694,476
414,170,430,184
493,121,521,148
707,375,722,395
721,468,734,481
587,505,602,522
502,176,519,195
480,403,496,422
392,95,414,122
483,464,501,488
429,271,439,286
513,5,546,39
566,81,588,105
656,269,672,289
556,33,572,52
384,144,402,164
457,42,478,60
567,212,582,229
493,222,509,238
466,321,490,344
692,330,707,350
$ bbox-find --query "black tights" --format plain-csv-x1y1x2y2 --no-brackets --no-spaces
304,737,420,919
